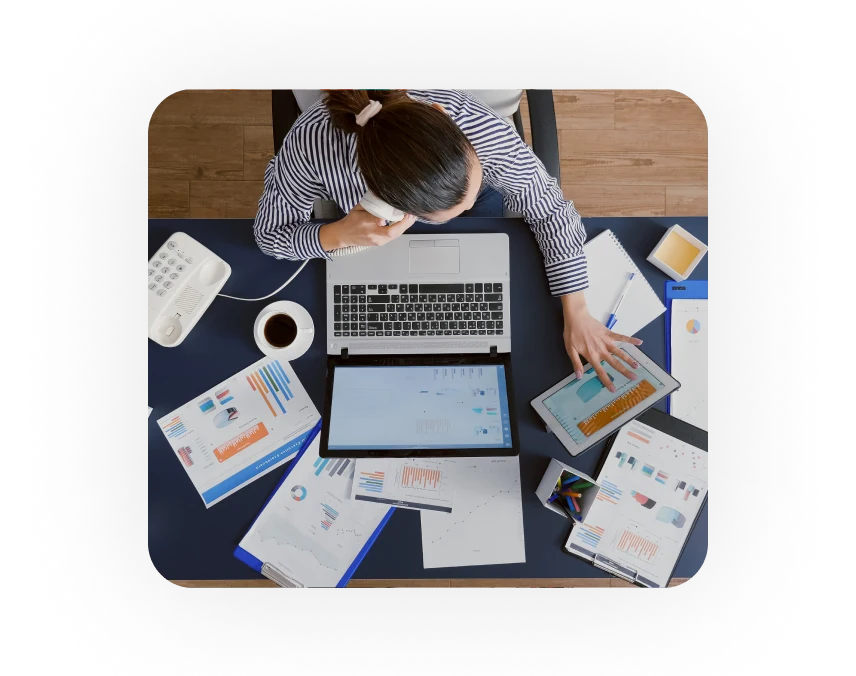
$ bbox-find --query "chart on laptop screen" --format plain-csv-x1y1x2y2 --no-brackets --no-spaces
328,365,513,450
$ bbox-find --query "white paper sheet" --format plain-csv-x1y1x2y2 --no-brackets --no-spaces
420,457,525,569
237,437,391,587
156,357,319,507
351,458,458,512
670,299,708,431
564,421,707,587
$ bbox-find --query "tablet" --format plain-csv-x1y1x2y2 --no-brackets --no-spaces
530,344,679,456
320,353,519,458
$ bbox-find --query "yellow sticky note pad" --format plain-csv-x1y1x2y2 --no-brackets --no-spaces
647,224,707,281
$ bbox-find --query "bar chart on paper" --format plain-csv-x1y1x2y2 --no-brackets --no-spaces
314,456,356,481
246,359,295,417
615,527,660,563
352,458,458,512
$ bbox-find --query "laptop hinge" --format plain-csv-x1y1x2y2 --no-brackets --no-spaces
341,347,349,359
490,345,497,358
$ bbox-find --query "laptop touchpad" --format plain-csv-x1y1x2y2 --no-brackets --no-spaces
408,240,460,274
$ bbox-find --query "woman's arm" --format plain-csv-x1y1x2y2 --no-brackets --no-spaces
253,128,332,261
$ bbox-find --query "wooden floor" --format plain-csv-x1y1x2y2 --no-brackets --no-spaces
149,90,707,219
149,90,706,588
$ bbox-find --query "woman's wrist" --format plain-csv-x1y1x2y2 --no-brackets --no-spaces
561,291,588,320
319,221,345,251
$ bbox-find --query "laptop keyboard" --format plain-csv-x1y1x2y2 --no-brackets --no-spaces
332,283,505,337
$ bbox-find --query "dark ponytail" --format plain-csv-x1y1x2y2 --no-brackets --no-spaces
323,90,475,217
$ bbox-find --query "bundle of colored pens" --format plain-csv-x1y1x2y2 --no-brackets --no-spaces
547,472,595,522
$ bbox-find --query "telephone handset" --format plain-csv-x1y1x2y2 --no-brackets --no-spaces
329,191,406,257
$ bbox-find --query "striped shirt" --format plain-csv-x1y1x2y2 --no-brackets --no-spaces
254,89,588,295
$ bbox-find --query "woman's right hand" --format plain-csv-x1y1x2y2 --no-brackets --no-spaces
319,204,416,251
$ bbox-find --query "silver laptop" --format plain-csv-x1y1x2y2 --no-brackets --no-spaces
326,233,510,356
320,233,518,458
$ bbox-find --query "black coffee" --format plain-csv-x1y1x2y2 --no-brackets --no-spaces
264,313,298,348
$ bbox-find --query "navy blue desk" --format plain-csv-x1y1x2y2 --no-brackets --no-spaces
149,217,708,582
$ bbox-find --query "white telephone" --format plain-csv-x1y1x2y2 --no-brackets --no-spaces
148,232,232,347
329,191,406,256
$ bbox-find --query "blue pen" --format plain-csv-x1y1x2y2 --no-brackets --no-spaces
562,476,580,486
565,496,577,513
606,273,636,330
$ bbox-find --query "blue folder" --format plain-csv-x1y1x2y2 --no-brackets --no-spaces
233,420,395,587
664,280,708,414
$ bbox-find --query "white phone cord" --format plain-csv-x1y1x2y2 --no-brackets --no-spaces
216,246,369,302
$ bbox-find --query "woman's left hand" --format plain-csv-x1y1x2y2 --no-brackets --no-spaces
561,291,643,391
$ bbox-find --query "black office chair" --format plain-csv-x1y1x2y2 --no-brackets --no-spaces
271,90,562,183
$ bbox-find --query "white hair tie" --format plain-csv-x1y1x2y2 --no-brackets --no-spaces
355,100,382,127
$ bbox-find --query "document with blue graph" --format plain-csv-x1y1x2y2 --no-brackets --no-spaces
235,435,393,587
564,420,707,587
156,357,319,507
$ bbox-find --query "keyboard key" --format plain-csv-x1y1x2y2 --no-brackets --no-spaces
438,294,446,302
492,312,504,320
368,322,383,331
342,285,350,294
400,284,408,294
385,331,393,336
334,285,341,294
433,303,442,312
452,303,461,312
465,283,474,293
487,321,495,329
403,322,411,330
394,322,402,330
468,321,476,329
466,294,474,302
418,295,428,302
385,322,393,330
489,303,503,311
334,323,341,330
431,322,439,330
359,314,366,321
418,283,464,293
427,331,436,336
428,294,437,302
497,321,504,329
450,321,458,329
485,294,502,302
350,295,358,303
380,313,388,321
417,313,426,321
475,283,483,292
367,295,386,303
444,330,452,335
456,294,465,302
367,314,379,321
359,332,367,336
421,321,430,330
484,283,492,292
415,304,424,312
487,330,495,335
390,295,399,303
389,284,397,289
368,284,377,290
367,304,385,312
378,285,387,294
440,321,448,329
478,330,486,335
477,321,486,329
342,332,350,337
359,323,367,330
494,283,503,292
475,294,483,302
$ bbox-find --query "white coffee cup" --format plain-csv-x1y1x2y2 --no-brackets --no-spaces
254,301,314,360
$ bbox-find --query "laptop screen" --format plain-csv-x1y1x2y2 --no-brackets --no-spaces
327,364,513,451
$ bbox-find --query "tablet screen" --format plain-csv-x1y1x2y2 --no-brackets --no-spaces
542,350,669,445
328,365,513,450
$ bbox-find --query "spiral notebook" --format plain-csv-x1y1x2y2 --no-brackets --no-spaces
583,230,665,337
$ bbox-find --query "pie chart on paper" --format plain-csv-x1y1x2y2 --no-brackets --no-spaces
686,319,701,334
291,485,307,501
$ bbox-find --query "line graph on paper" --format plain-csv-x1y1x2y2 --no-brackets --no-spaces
420,458,526,568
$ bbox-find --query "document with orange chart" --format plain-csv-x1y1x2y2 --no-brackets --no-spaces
351,458,458,512
157,357,319,508
564,421,707,588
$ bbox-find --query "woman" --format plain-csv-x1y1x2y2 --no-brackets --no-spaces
254,89,641,388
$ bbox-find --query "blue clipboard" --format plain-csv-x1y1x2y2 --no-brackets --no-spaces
233,420,395,587
664,280,708,414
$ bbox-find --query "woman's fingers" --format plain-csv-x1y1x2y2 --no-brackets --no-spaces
610,343,640,369
604,354,636,381
386,214,416,238
591,360,616,392
608,330,643,346
569,347,584,380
